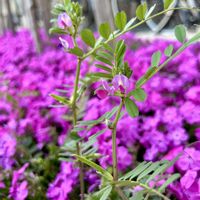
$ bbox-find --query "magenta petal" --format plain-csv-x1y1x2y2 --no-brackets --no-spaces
180,170,197,189
96,89,108,99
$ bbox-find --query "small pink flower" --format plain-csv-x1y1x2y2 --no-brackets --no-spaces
57,13,72,29
96,74,130,99
112,74,130,93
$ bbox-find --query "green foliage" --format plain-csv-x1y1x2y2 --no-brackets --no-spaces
99,22,112,39
51,3,65,15
74,155,113,181
73,106,119,131
96,55,113,66
50,94,71,106
113,40,133,77
164,0,174,10
82,129,106,152
124,97,139,118
175,25,186,43
135,76,147,89
164,45,174,57
49,27,67,35
97,51,113,61
124,17,137,30
86,186,112,200
102,43,114,53
115,40,126,69
158,174,180,192
115,11,127,30
151,50,161,67
81,29,96,47
95,64,112,73
69,47,84,57
118,160,180,199
87,72,113,79
186,32,200,45
145,4,156,19
144,67,157,79
131,190,146,200
136,3,147,21
130,88,147,102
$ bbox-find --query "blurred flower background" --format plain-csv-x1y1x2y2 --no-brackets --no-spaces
0,0,200,199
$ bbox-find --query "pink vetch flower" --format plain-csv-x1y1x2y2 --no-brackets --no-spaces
96,74,131,99
59,37,69,51
9,163,29,200
57,13,72,29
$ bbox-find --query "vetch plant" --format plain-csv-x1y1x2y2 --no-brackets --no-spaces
50,0,200,199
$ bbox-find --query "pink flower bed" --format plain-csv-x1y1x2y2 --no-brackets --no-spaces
0,30,200,199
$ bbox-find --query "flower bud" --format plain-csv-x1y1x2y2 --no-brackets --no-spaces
58,13,72,29
59,37,69,51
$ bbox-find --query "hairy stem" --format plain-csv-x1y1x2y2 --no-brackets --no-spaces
76,142,84,200
112,100,128,200
72,58,85,200
112,100,123,181
116,187,129,200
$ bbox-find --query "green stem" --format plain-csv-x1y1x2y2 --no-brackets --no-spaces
136,42,190,88
111,100,128,200
82,6,197,60
112,99,123,181
72,58,85,200
116,187,129,200
116,180,170,200
144,194,150,200
76,142,85,200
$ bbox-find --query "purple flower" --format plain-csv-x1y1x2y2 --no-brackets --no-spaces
112,74,130,93
162,107,183,126
9,163,29,200
181,170,197,190
57,13,72,29
162,146,183,173
195,128,200,140
185,86,200,103
96,74,130,99
144,146,159,161
47,162,78,200
177,148,200,171
85,170,101,193
180,170,200,199
0,129,16,169
167,127,188,146
117,146,132,170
